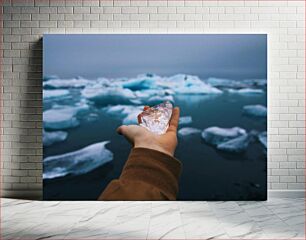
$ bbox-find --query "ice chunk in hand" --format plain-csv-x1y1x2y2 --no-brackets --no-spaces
138,101,173,135
43,141,113,179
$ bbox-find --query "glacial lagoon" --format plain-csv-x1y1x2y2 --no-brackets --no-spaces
43,74,267,200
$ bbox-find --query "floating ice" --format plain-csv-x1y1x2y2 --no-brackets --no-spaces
146,95,174,105
134,89,175,105
119,73,161,90
44,108,79,130
105,105,143,117
153,74,222,95
207,77,267,89
170,75,222,95
243,105,267,117
166,74,202,84
120,77,157,91
96,77,113,86
201,126,247,146
227,88,264,95
243,79,267,87
104,105,144,125
178,127,201,136
217,134,253,153
43,89,70,100
43,130,68,146
175,85,222,94
43,141,113,179
82,86,136,106
86,113,99,122
258,131,267,148
43,103,89,130
206,77,245,88
44,78,91,89
138,101,173,135
43,75,58,81
179,116,192,125
123,109,144,125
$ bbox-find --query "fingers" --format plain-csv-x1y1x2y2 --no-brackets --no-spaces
167,107,180,133
116,125,127,135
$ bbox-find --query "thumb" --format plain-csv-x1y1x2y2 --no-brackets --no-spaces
117,125,127,135
116,125,135,145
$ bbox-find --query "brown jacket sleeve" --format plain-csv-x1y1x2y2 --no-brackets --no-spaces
98,147,182,201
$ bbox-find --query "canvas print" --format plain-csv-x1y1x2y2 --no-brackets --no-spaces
43,34,267,200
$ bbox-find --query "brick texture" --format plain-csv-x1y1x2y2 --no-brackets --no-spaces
0,0,305,198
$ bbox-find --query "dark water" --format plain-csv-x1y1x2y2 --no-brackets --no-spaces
44,92,267,200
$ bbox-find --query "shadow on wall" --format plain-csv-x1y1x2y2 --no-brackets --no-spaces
6,38,44,200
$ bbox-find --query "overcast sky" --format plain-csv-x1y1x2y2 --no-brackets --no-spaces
43,34,267,81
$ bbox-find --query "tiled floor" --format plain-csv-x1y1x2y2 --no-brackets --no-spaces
2,198,305,239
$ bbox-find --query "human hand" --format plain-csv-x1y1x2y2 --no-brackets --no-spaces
117,107,180,157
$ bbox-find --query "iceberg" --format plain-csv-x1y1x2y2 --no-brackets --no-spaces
201,126,247,146
43,103,89,130
86,113,99,122
43,130,68,146
146,95,174,105
96,77,113,86
227,88,264,95
159,74,222,95
206,77,245,88
123,110,142,125
43,75,58,81
258,131,267,148
178,127,201,136
175,85,222,95
217,134,253,153
43,89,70,100
243,105,267,117
243,79,267,87
104,105,144,125
120,77,157,91
207,77,267,89
134,89,175,104
43,78,91,89
179,116,192,125
104,105,143,117
82,86,136,106
43,141,113,179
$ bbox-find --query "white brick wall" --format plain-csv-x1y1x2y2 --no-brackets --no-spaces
1,0,305,198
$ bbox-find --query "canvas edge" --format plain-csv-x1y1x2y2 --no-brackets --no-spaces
1,190,304,200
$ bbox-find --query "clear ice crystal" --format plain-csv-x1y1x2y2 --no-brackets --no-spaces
138,101,173,135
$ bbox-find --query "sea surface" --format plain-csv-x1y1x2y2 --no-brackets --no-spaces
43,88,267,200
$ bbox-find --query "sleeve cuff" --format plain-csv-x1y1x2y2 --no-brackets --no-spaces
119,147,182,199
